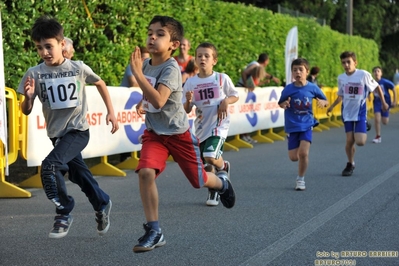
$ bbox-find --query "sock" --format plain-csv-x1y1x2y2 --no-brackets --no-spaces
218,175,228,194
297,176,305,181
216,161,225,171
147,221,160,232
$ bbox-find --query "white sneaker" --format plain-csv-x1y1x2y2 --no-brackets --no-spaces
248,136,258,143
206,190,219,206
295,180,306,191
372,136,381,143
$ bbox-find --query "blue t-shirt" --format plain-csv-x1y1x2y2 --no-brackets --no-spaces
374,78,395,104
278,82,327,133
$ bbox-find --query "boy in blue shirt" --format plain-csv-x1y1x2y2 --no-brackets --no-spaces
278,58,329,190
371,66,397,143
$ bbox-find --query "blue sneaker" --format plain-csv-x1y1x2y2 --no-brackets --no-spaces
133,223,166,253
49,214,73,239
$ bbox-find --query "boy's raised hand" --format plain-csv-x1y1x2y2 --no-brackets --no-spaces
130,46,143,76
24,76,35,99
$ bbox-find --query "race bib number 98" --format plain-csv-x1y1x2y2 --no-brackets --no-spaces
344,83,363,99
44,76,80,109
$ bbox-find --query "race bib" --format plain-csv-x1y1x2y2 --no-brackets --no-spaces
142,75,161,113
193,84,220,107
44,76,80,109
344,83,363,99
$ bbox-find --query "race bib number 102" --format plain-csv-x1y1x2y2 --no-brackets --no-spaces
44,77,80,109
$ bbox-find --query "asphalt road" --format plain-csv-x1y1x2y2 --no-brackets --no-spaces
1,114,399,266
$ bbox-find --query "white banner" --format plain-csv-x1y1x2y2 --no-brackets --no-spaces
285,26,298,85
26,86,284,166
0,12,8,175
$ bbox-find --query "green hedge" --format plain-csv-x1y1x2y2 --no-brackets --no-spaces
0,0,379,89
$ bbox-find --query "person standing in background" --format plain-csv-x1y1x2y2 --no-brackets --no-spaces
236,53,280,144
173,38,193,73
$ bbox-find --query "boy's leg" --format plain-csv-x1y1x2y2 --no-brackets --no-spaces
133,130,168,253
136,130,169,222
297,140,310,177
42,130,92,214
373,99,383,143
168,130,235,208
342,122,356,176
137,168,159,222
381,108,390,125
42,130,91,238
345,131,356,163
373,112,382,138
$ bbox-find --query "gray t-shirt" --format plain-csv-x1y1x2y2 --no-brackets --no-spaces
17,59,101,138
141,58,189,135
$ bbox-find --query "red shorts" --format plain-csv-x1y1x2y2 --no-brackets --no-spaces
136,129,207,188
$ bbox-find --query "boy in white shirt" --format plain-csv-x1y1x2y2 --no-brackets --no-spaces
327,51,388,176
183,42,239,206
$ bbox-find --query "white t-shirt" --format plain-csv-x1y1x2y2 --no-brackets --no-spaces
337,69,378,121
183,72,238,142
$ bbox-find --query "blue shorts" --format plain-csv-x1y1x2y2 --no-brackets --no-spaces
344,120,367,133
287,129,312,150
373,98,390,118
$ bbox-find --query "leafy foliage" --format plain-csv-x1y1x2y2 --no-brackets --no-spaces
1,0,379,89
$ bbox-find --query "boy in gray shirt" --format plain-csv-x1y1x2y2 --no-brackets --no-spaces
18,15,118,239
129,15,236,253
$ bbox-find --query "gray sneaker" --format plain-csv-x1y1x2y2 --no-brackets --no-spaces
96,200,112,235
49,214,73,239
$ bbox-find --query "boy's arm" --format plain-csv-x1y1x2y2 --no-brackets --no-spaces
218,95,238,120
93,79,119,134
130,47,171,109
20,77,35,115
183,91,193,113
392,86,397,107
241,64,257,87
326,96,342,115
375,85,389,111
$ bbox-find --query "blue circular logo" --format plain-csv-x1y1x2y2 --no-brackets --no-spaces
123,91,145,145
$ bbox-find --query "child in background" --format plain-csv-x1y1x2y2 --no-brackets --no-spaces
129,15,236,253
327,51,388,176
278,58,328,190
17,15,118,238
183,42,239,206
182,58,199,85
371,66,397,143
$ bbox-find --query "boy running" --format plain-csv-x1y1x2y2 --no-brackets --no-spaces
129,16,236,253
183,42,239,206
17,15,118,238
370,66,397,143
279,58,328,190
327,51,388,176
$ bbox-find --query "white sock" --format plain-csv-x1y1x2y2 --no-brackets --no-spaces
297,176,305,181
